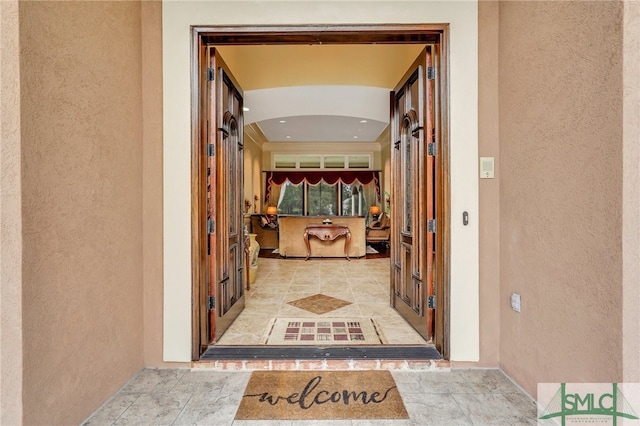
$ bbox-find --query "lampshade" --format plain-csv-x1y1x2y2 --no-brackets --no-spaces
266,206,278,215
369,205,381,215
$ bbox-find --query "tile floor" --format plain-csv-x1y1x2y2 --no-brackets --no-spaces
83,255,538,425
82,368,538,425
216,256,426,345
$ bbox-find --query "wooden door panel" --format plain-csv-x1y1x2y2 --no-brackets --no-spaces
390,47,435,341
207,47,245,343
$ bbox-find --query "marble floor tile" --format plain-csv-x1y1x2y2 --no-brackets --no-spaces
173,392,243,425
82,369,537,425
81,393,139,426
212,257,430,346
402,393,473,425
501,391,538,419
171,371,233,394
119,368,186,394
232,421,294,426
452,393,534,426
112,392,192,425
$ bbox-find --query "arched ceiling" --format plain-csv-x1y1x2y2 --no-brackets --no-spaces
216,44,425,143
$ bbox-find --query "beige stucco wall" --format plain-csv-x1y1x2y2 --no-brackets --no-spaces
477,0,500,367
141,0,171,368
623,0,640,383
379,127,391,212
0,1,24,424
3,2,637,422
498,1,624,395
18,1,145,423
244,130,264,213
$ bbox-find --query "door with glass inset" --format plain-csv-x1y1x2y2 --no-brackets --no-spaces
206,47,245,342
390,47,436,341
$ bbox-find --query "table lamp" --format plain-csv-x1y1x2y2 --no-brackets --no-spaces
369,205,381,220
266,206,278,216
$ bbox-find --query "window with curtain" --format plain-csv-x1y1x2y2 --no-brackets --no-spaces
341,183,371,216
308,182,337,215
266,170,381,216
277,181,303,215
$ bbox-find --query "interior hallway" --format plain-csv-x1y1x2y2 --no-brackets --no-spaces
216,252,427,346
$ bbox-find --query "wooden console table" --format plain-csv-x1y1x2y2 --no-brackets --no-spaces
303,224,351,261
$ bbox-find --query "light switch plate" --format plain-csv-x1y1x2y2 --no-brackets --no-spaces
480,157,495,179
511,293,521,313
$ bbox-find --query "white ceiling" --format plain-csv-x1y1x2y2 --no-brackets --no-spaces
243,85,391,143
216,44,426,144
256,115,387,143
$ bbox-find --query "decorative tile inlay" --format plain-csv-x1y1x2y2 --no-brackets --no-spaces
287,293,352,314
263,318,386,345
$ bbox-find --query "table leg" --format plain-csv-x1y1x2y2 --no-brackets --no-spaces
303,230,311,261
344,230,351,261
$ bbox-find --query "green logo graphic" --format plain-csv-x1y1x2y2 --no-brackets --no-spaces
539,383,639,425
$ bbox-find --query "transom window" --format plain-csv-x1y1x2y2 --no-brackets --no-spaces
273,153,372,170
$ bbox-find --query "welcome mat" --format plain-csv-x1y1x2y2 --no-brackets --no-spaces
287,293,352,315
235,370,408,420
263,318,386,345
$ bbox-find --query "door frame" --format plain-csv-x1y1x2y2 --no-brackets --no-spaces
191,24,451,360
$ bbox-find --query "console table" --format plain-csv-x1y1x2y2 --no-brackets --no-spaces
303,224,351,261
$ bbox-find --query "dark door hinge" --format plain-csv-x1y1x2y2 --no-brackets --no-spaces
207,219,215,234
208,296,215,310
427,66,436,80
428,219,436,233
428,142,438,156
428,295,436,309
207,67,215,81
207,143,215,157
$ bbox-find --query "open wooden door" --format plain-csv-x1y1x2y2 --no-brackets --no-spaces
390,47,436,341
206,47,246,343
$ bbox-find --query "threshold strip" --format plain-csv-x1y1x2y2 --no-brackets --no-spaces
200,345,442,361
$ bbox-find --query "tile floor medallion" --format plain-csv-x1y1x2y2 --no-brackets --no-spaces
263,317,386,345
215,258,427,346
286,293,352,314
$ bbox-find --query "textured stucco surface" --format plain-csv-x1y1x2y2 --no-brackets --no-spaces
1,2,637,422
141,0,170,368
477,0,500,366
19,1,144,424
0,1,24,423
499,1,624,395
623,0,640,382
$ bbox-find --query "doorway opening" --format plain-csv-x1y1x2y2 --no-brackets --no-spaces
191,24,450,362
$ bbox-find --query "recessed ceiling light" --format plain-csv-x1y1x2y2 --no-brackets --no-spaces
353,136,359,139
243,107,250,112
286,136,291,139
360,120,368,123
279,120,287,123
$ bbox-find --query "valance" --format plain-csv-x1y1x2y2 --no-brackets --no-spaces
265,171,381,203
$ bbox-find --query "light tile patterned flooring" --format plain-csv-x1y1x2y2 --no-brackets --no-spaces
83,368,538,425
83,257,538,425
216,256,426,345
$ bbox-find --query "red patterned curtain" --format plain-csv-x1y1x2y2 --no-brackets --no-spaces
265,171,381,203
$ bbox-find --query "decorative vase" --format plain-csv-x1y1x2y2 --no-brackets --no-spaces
248,233,260,284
